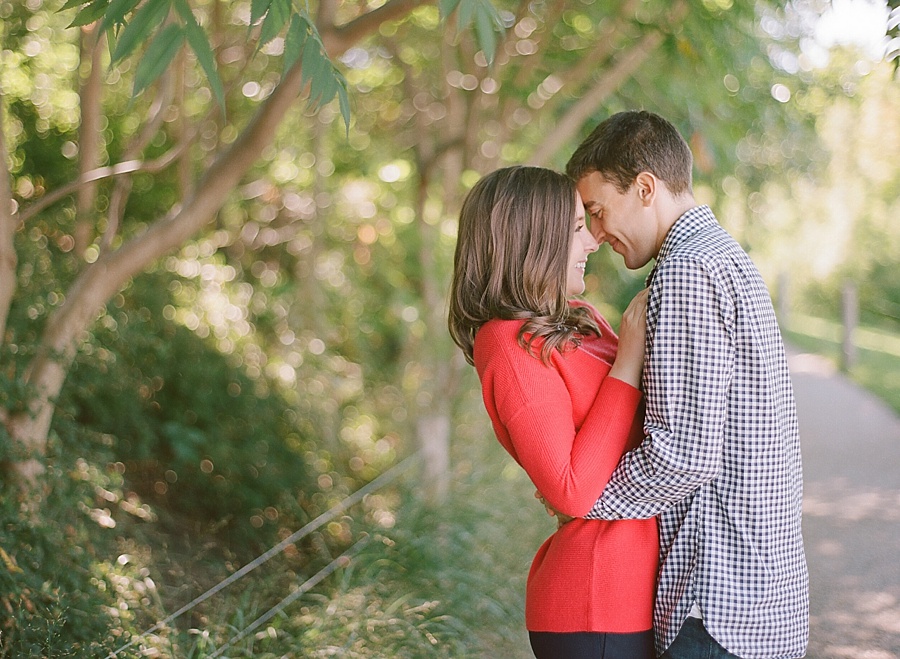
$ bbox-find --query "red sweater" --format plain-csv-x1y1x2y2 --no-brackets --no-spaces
473,304,658,633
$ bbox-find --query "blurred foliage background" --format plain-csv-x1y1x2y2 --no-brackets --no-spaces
0,0,897,656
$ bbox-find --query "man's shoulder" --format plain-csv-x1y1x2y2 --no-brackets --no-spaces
662,221,751,273
681,219,739,252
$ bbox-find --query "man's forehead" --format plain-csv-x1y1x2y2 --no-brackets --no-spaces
579,190,609,208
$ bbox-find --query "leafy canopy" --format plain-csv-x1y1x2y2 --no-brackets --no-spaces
61,0,351,126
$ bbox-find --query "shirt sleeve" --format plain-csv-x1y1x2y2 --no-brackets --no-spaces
587,257,735,520
479,330,643,518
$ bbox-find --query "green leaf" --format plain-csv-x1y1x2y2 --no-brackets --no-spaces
68,0,110,28
279,7,351,132
456,0,475,31
171,0,193,25
106,27,117,62
257,0,291,48
110,0,171,63
439,0,462,20
283,13,309,75
315,72,337,107
98,0,141,34
474,2,500,64
59,0,92,11
133,23,184,97
453,0,503,65
174,0,226,111
299,30,324,89
337,81,351,132
250,0,273,26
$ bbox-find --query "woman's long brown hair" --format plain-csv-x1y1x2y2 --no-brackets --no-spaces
448,166,600,365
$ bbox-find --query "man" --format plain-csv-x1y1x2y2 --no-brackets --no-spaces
565,111,809,658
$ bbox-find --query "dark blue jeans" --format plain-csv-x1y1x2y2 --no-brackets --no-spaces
529,629,655,659
660,617,741,659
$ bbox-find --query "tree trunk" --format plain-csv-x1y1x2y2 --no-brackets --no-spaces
0,92,16,348
417,412,451,504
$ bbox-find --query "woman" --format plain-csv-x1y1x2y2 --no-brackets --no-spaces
448,166,658,659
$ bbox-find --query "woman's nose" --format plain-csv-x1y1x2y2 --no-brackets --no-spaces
584,230,599,253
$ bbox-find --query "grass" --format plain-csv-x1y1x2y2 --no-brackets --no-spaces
66,310,900,659
18,310,896,658
112,409,551,658
110,313,900,658
783,313,900,416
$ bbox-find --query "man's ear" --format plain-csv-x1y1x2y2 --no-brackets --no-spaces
635,172,656,206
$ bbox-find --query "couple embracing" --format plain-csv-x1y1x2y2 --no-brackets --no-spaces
448,111,809,659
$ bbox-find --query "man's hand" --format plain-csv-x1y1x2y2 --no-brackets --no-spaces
534,490,574,528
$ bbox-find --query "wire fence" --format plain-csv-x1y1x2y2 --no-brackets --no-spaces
207,536,370,658
108,453,421,658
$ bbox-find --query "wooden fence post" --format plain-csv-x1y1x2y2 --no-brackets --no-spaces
841,280,858,373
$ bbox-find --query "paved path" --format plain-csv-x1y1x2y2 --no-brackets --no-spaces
789,349,900,658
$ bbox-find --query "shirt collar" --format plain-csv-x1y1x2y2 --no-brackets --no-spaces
645,205,717,287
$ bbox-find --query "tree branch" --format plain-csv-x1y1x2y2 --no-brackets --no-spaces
510,0,567,91
525,0,689,166
316,0,340,31
553,0,642,93
321,0,430,55
18,0,429,463
102,68,177,254
496,0,640,151
17,145,188,225
526,29,665,167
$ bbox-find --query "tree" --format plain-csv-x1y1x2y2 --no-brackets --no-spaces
0,0,460,491
2,0,868,505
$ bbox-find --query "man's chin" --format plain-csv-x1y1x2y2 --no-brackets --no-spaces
614,248,635,267
622,253,649,270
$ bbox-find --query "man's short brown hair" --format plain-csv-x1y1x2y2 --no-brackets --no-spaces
566,110,694,196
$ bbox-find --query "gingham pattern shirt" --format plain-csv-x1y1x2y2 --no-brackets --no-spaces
587,206,809,658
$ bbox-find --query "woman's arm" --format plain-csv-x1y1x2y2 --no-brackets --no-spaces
477,299,647,517
607,288,648,388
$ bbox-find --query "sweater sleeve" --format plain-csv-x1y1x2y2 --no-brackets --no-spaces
476,324,643,517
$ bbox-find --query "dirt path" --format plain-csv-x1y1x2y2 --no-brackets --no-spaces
789,349,900,659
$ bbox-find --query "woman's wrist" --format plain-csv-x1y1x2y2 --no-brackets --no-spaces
608,359,642,388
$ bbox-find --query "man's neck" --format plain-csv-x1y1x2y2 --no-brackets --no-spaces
671,194,699,220
654,194,698,258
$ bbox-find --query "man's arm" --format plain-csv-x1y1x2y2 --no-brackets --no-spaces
586,257,735,520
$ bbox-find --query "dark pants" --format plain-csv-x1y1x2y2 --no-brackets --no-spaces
660,617,741,659
529,629,655,659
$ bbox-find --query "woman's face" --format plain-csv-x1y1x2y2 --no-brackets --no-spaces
566,192,599,296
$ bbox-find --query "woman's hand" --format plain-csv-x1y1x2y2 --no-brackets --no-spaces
608,288,648,388
535,489,575,528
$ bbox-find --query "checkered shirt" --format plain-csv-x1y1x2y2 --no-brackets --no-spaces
586,206,809,658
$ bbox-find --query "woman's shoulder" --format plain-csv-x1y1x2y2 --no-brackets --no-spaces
472,319,535,381
473,318,524,357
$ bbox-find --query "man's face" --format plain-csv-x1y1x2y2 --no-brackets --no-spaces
575,171,658,270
